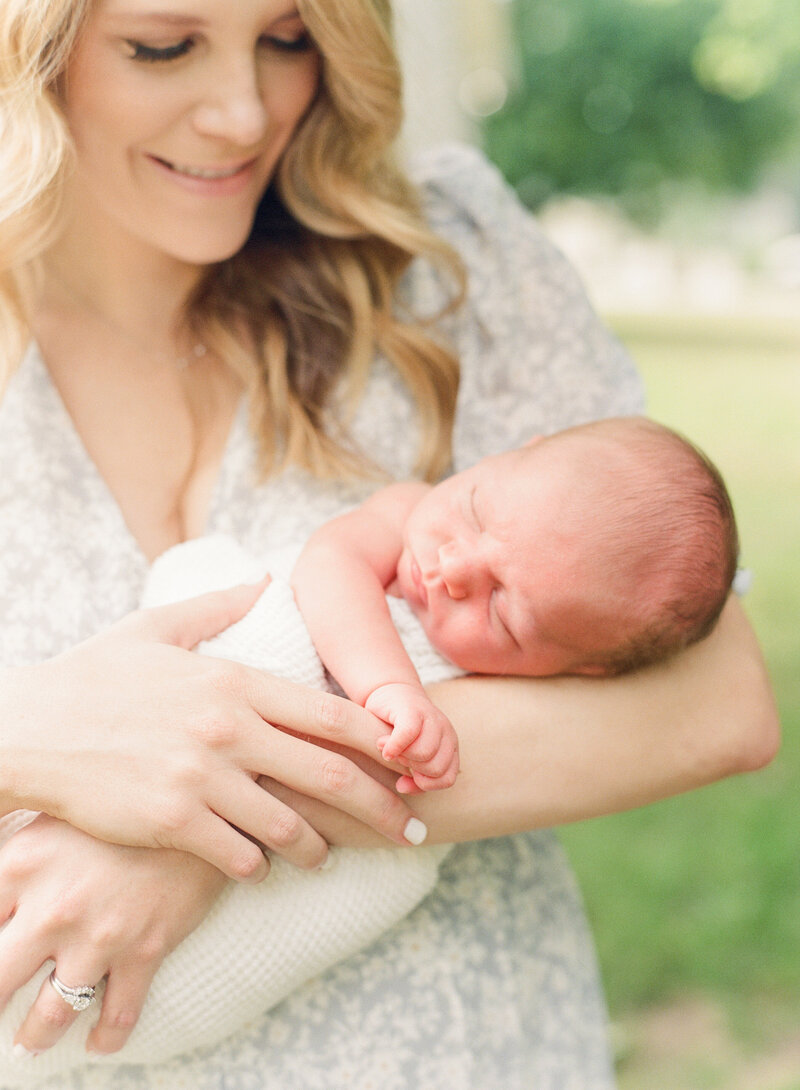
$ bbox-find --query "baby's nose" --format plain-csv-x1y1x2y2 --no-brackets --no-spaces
438,543,473,599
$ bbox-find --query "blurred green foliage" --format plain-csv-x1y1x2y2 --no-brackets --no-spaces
560,314,800,1084
484,0,800,224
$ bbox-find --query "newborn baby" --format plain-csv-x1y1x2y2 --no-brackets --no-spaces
293,415,739,790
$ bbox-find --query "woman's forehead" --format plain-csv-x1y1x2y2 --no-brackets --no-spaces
95,0,303,22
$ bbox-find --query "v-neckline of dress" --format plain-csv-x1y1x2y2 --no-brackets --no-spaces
23,341,249,570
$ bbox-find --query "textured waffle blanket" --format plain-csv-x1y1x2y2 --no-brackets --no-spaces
0,535,456,1084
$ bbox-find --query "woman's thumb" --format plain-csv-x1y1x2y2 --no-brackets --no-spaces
146,577,271,649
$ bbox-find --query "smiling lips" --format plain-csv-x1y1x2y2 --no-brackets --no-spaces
151,155,255,180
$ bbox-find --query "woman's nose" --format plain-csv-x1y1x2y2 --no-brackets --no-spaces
192,61,269,146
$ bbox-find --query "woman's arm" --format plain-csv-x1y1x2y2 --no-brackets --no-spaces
0,598,775,1060
417,596,778,839
261,596,778,845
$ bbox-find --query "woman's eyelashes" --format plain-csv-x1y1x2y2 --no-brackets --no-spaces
126,38,193,63
125,32,313,65
267,32,314,53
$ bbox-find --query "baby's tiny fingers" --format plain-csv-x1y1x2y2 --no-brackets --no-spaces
409,733,459,779
398,719,456,770
380,714,424,760
409,755,460,792
86,962,157,1056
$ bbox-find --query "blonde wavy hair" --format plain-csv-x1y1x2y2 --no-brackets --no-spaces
0,0,464,481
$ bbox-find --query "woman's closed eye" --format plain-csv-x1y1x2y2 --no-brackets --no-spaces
266,31,314,53
124,31,312,65
125,38,194,63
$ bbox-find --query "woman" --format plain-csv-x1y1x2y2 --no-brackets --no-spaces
0,0,778,1087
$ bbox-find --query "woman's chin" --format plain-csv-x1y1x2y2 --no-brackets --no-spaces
166,220,258,268
174,239,251,267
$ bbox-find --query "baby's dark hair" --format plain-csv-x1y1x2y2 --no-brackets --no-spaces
543,417,739,675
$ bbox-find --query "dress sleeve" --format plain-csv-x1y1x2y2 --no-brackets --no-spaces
410,143,645,472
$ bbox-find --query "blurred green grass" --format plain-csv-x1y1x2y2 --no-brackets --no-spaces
559,312,800,1079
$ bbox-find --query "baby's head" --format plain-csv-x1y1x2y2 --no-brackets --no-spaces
395,416,738,677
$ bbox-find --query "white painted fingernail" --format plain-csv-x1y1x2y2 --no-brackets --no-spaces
12,1044,40,1059
403,817,428,846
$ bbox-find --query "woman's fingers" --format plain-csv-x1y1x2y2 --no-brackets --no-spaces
138,578,270,650
245,673,385,758
242,721,426,847
0,888,17,930
256,776,391,848
177,807,270,883
5,582,421,879
0,815,228,1058
86,961,158,1056
208,773,328,870
0,923,49,1016
13,952,107,1055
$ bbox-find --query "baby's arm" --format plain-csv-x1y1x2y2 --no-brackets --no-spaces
292,483,459,792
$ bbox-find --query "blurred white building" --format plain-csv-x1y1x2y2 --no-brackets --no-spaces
394,0,513,152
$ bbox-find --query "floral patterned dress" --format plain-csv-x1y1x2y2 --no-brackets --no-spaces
0,145,642,1090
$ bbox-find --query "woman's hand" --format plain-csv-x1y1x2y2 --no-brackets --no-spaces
0,583,423,882
0,813,227,1057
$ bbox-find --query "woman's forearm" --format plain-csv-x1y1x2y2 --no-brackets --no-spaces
413,596,779,842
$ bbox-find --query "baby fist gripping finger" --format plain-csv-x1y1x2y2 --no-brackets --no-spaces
366,684,459,791
365,683,429,759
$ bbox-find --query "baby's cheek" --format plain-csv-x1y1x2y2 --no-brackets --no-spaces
431,616,484,671
418,614,456,665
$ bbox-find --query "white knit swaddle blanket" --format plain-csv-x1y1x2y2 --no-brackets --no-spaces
0,536,457,1085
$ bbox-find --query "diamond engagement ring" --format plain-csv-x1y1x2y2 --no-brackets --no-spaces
48,971,97,1012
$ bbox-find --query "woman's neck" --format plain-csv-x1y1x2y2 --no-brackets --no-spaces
42,219,205,348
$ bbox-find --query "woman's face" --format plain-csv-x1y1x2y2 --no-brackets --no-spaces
59,0,320,267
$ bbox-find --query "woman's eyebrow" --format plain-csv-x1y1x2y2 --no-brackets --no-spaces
273,8,304,24
106,6,302,28
106,12,209,28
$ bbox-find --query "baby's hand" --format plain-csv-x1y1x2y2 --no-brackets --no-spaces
365,683,459,793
